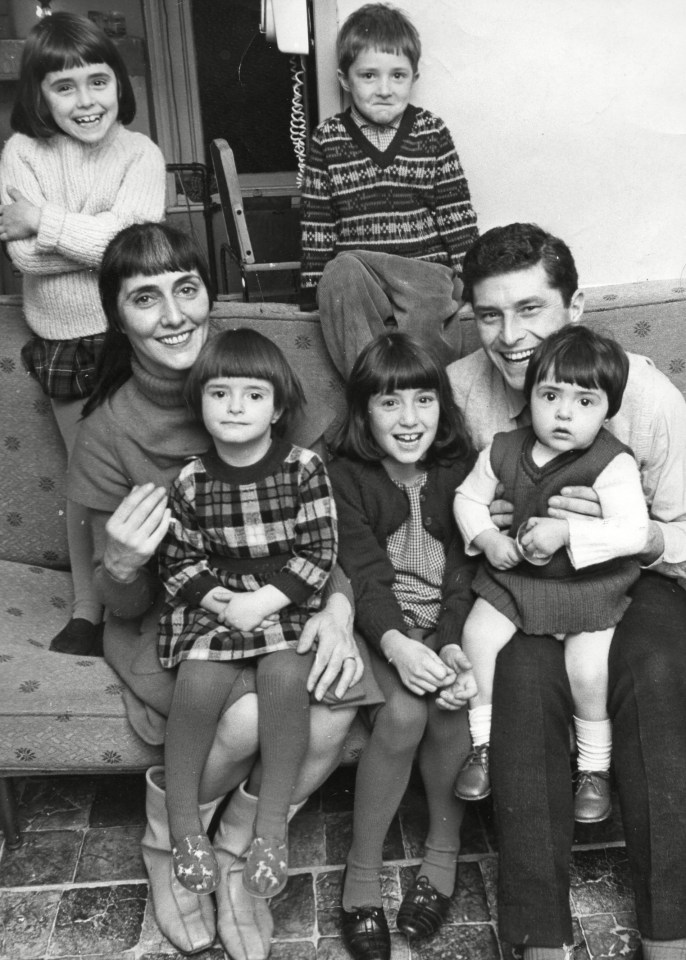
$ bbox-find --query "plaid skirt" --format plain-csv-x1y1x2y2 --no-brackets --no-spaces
21,333,106,399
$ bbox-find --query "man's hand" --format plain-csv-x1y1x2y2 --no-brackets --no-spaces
104,483,171,582
298,594,363,702
436,644,477,710
380,630,455,696
547,485,601,520
0,187,40,241
489,481,513,530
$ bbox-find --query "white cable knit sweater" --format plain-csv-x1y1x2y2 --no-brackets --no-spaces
0,123,166,340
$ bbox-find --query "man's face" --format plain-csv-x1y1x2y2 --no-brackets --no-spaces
472,262,584,393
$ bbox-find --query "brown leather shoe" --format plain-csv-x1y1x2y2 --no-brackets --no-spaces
573,770,611,823
454,744,490,800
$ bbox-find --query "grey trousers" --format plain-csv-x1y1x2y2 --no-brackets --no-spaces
317,250,463,377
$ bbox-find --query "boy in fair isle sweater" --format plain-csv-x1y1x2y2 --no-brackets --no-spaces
300,2,478,377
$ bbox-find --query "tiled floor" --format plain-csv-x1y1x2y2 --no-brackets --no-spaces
0,767,638,960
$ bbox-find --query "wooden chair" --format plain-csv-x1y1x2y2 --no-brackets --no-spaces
210,138,301,301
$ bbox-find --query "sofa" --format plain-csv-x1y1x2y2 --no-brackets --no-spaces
2,280,686,848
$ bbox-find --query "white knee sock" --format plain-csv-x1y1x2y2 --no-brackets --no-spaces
468,705,492,747
574,716,612,772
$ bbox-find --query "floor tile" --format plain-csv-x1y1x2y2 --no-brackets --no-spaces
570,848,634,915
271,942,317,959
272,871,316,938
409,921,500,960
49,883,148,955
17,777,97,833
578,911,639,959
289,810,326,869
0,888,61,960
323,811,352,865
74,824,146,882
0,830,81,887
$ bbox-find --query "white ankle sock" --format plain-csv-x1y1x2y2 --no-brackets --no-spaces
524,945,574,960
468,705,492,746
574,716,612,772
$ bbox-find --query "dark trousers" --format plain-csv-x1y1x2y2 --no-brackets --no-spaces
317,250,462,377
491,571,686,946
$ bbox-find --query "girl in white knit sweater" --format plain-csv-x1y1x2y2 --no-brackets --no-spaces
0,12,166,655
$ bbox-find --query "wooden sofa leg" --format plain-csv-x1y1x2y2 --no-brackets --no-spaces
0,777,21,849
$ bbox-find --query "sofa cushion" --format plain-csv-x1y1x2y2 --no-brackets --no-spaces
0,559,163,773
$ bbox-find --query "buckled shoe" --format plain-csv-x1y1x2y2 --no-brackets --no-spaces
340,904,390,960
396,874,451,940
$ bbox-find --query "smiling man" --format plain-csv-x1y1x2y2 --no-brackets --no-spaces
447,223,686,960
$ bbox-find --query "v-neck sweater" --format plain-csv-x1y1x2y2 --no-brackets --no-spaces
300,105,478,289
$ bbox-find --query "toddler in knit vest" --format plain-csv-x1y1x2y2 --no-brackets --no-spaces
453,325,649,822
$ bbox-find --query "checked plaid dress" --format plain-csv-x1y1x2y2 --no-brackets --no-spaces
158,439,337,667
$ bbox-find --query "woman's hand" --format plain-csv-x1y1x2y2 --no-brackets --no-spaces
436,644,477,710
381,630,456,696
298,593,363,702
103,483,171,583
0,187,40,241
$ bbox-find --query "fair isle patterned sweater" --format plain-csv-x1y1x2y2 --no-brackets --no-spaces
300,105,478,289
0,124,166,341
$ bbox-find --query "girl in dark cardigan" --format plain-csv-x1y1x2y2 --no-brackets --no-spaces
328,332,478,957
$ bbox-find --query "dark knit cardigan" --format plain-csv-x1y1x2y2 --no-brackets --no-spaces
328,453,477,653
300,105,478,289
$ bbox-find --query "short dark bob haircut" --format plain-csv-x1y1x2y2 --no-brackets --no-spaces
461,222,579,309
524,325,629,420
337,3,421,75
333,332,473,467
11,11,136,139
83,222,215,417
184,328,305,439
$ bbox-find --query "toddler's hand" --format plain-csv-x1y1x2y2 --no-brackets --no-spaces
222,591,272,633
200,587,235,617
482,532,520,570
519,517,568,559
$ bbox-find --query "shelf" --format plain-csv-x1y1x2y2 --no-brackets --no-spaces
0,36,146,80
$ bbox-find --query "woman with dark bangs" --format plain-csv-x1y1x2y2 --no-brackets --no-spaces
328,332,478,957
69,223,371,960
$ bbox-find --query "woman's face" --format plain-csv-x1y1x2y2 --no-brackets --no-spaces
117,270,211,378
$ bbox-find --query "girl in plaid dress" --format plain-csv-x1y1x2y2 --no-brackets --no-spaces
158,328,338,900
0,13,165,656
328,333,478,955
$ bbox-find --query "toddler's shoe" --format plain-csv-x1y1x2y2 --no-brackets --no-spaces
171,834,220,894
573,770,611,823
454,744,491,800
242,836,289,898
